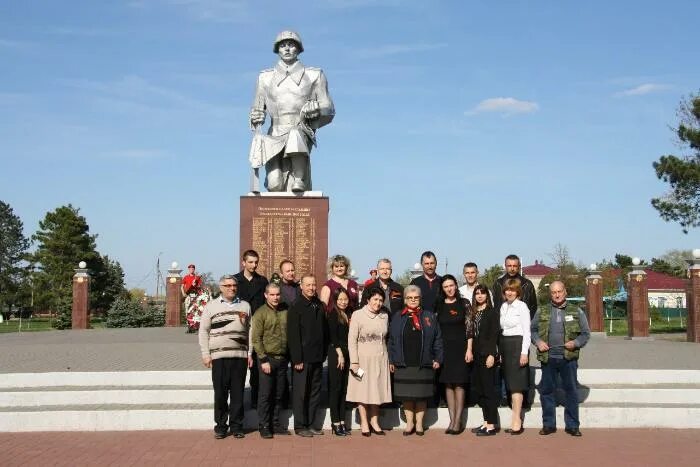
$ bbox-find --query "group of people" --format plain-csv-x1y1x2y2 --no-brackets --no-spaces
198,250,591,440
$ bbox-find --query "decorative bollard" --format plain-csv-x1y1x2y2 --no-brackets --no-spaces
72,261,90,330
626,257,649,339
585,264,604,334
687,249,700,343
165,262,183,327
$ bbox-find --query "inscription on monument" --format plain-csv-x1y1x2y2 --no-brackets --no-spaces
251,207,315,278
240,196,328,280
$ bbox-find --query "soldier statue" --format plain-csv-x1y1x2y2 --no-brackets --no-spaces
248,31,335,193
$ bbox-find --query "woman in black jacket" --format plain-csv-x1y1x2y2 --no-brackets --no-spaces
389,285,443,436
467,284,500,436
327,287,351,436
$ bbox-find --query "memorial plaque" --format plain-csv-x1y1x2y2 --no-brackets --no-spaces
240,195,329,279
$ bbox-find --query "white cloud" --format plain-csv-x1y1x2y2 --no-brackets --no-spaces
66,75,234,119
354,43,447,59
615,83,671,97
467,97,539,116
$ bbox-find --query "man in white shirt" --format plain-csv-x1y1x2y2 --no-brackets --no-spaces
458,262,492,304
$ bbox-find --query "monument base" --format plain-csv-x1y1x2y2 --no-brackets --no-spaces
590,332,607,340
240,194,329,279
625,336,655,341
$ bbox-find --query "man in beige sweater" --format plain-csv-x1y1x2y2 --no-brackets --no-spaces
199,274,253,439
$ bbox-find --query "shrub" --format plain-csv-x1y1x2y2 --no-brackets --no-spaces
106,297,165,328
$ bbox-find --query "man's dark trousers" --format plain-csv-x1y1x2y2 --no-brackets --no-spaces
257,357,289,430
212,357,247,433
539,357,579,429
292,362,323,430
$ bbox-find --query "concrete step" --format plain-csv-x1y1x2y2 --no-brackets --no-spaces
3,369,700,388
3,386,699,407
2,369,699,431
1,405,699,431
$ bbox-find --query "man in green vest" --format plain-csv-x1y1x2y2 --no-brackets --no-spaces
531,281,590,437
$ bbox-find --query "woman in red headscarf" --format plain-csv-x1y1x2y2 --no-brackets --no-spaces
389,285,443,436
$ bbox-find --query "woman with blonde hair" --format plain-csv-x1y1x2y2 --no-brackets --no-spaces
320,254,360,313
499,278,531,435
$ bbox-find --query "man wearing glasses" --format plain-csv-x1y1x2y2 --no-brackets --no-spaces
199,275,254,439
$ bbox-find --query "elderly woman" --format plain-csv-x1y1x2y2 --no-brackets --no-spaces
320,254,360,313
389,285,443,436
499,278,531,435
346,287,392,436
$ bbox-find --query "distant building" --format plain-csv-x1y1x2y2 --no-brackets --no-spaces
522,260,557,294
643,269,687,308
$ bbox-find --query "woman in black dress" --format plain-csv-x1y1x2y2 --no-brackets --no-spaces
327,287,351,436
468,284,500,436
434,274,472,435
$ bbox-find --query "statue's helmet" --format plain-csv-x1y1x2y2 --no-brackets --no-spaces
273,30,304,53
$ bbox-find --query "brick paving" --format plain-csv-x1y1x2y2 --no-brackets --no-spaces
0,429,698,466
1,328,699,373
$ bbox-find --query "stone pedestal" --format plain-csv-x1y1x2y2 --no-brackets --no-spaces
166,267,183,327
626,267,649,339
72,267,90,330
240,193,329,279
585,271,604,333
687,255,700,343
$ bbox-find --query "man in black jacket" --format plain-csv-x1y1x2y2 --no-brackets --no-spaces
360,258,404,316
492,254,538,318
410,251,442,311
287,275,327,437
234,249,269,409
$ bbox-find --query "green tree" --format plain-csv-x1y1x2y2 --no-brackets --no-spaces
91,255,128,313
651,91,700,233
658,249,693,278
479,264,504,289
30,205,100,321
0,201,30,313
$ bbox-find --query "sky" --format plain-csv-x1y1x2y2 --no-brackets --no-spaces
1,0,699,293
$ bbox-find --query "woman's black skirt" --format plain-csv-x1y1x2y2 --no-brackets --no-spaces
499,335,529,392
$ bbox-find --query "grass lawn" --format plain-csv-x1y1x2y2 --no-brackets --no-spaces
0,317,106,333
605,318,686,336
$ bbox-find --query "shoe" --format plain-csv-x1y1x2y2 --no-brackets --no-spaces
291,180,305,192
295,429,314,437
370,426,385,436
471,425,486,434
505,427,525,435
452,425,465,435
403,427,415,436
331,424,346,437
565,428,582,437
445,428,454,434
340,424,350,436
415,429,425,436
259,428,273,439
476,428,496,437
539,427,557,435
214,430,227,439
230,430,245,439
309,427,324,436
273,426,290,435
361,431,371,437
